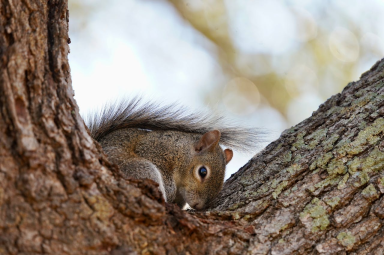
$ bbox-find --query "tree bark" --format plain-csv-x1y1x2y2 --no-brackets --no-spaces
1,1,384,254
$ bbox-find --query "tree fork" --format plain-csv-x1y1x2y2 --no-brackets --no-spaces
1,0,384,254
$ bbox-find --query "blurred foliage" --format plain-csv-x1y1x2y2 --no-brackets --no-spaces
68,0,384,125
168,0,384,120
68,0,106,35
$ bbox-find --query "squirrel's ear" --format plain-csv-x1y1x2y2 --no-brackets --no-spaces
195,130,221,152
224,149,233,164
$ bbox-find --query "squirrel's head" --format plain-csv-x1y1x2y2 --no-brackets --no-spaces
178,130,233,210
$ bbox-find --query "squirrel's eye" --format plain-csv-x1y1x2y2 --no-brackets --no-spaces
198,166,208,178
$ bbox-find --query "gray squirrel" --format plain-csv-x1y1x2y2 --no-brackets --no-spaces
87,98,261,210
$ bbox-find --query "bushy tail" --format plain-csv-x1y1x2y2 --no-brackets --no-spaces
85,97,266,152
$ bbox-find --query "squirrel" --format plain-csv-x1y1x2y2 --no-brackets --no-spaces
87,98,261,210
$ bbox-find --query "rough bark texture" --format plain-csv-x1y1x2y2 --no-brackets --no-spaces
1,1,384,254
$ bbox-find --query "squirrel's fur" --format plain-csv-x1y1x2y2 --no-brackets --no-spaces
86,98,262,210
87,97,263,152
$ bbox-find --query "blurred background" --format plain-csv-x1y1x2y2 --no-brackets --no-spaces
68,0,384,178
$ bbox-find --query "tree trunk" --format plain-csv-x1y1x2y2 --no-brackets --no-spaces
1,1,383,254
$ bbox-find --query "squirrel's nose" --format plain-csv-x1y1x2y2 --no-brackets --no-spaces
190,202,204,210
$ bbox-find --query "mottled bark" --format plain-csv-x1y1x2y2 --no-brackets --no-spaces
1,1,384,254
